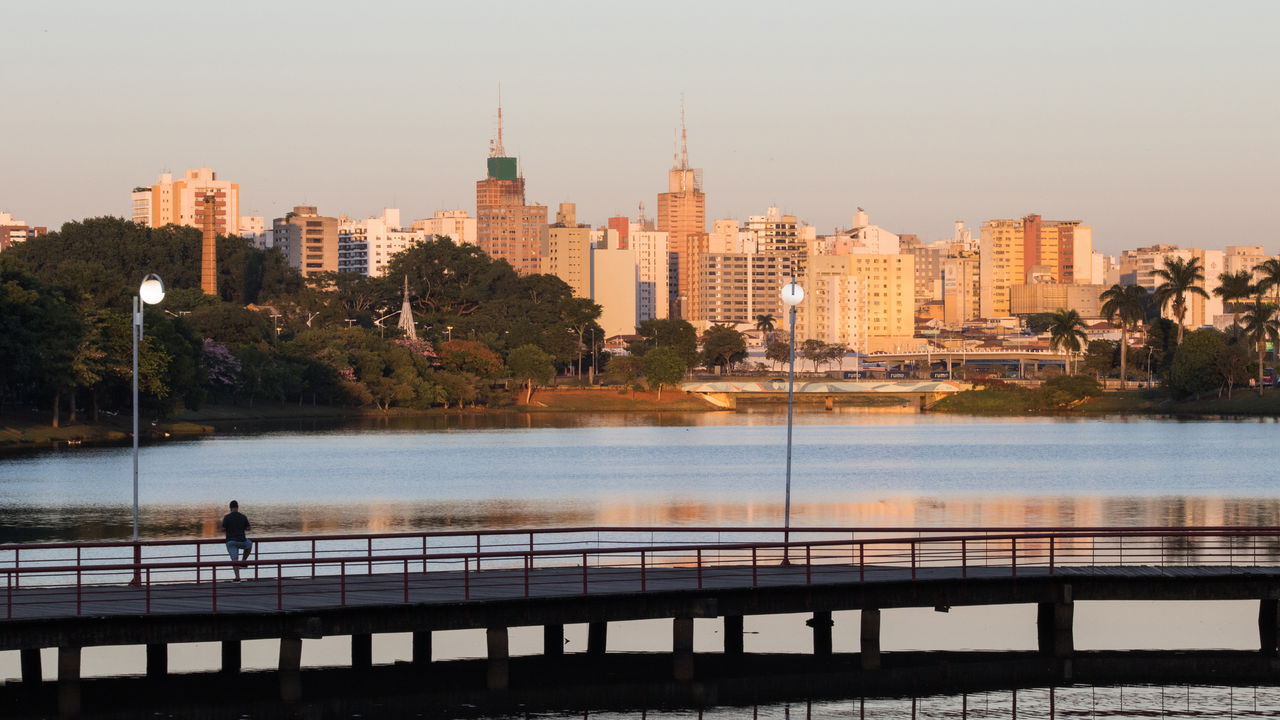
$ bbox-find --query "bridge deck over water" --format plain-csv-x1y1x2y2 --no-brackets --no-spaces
4,526,1280,714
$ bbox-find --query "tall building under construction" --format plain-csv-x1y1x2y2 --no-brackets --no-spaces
657,107,706,319
475,103,547,275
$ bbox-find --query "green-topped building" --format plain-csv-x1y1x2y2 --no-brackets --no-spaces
476,102,547,275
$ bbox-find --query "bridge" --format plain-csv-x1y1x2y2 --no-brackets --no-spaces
3,526,1280,715
680,380,969,409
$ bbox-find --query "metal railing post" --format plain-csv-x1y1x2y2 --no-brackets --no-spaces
340,561,346,606
911,542,917,580
697,549,703,589
752,547,758,587
1049,536,1055,575
961,539,968,578
145,568,151,613
278,563,284,610
640,551,647,591
860,543,865,582
806,545,812,584
581,553,588,595
404,558,410,603
1011,538,1018,577
464,557,470,600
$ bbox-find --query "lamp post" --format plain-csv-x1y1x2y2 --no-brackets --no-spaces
131,274,165,581
779,277,805,563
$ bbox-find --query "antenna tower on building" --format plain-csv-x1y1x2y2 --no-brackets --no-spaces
489,85,506,158
679,95,689,170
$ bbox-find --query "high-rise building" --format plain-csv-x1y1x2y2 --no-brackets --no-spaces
656,108,706,319
1119,245,1224,327
339,209,427,277
691,252,800,328
606,216,631,248
541,203,592,298
798,254,915,352
131,168,242,235
745,207,806,255
628,223,670,324
1224,245,1271,283
274,206,339,278
978,214,1093,318
0,212,46,252
475,103,547,275
941,252,981,326
591,230,639,337
410,210,476,245
899,234,947,310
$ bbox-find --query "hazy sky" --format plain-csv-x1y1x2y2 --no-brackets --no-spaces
3,0,1277,254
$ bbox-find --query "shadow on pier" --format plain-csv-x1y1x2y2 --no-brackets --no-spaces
5,649,1280,719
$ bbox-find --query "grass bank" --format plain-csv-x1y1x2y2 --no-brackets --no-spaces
520,388,717,412
931,385,1280,417
0,408,212,452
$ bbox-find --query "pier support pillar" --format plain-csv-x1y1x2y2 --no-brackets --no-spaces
807,611,834,656
20,648,41,686
412,631,432,666
1260,599,1280,655
279,637,303,702
723,615,744,655
544,623,565,656
351,633,372,669
673,617,694,681
486,627,509,690
220,641,241,675
57,646,80,717
824,396,834,411
860,609,881,670
587,621,607,656
1037,586,1075,658
146,643,168,678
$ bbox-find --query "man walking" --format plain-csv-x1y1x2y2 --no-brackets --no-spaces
221,500,253,581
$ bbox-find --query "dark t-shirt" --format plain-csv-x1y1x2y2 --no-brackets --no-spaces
221,511,250,542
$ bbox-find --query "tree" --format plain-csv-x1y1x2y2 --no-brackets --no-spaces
1083,340,1118,378
754,313,776,342
765,340,790,371
1213,270,1256,328
1099,284,1148,389
561,297,602,378
1242,300,1280,396
700,324,747,371
1152,255,1209,345
506,344,554,404
800,339,828,372
628,318,699,368
602,355,644,386
1255,258,1280,304
1166,329,1229,399
436,339,503,379
823,343,851,370
1045,308,1089,374
643,346,687,399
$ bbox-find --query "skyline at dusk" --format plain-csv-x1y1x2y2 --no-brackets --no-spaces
4,1,1278,254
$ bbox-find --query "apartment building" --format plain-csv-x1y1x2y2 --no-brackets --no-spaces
541,203,592,298
274,206,339,278
131,168,242,236
410,210,476,245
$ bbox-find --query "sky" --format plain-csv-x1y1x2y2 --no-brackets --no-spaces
3,0,1278,255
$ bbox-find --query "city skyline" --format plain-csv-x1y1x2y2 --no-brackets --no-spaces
4,1,1278,254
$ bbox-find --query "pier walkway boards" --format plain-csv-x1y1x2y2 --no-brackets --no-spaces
3,526,1280,714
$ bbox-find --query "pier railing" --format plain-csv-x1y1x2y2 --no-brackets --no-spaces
2,527,1279,619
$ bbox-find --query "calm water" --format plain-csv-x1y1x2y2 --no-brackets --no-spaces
1,410,1276,715
0,410,1276,541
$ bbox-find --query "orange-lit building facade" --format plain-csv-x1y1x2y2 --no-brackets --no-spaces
131,168,241,236
475,110,547,275
657,116,706,319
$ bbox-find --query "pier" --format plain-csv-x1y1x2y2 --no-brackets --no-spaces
2,526,1279,715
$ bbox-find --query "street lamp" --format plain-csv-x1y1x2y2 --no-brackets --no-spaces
131,274,164,579
779,277,805,562
446,325,453,342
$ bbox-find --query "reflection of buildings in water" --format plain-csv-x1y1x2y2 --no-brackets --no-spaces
10,496,1280,545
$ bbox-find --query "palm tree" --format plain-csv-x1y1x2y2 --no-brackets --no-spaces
1099,284,1147,389
1152,256,1209,345
1242,300,1280,396
1213,270,1255,328
1046,308,1089,375
1254,258,1280,303
752,311,773,340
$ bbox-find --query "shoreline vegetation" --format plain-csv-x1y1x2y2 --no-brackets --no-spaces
0,388,719,452
4,383,1280,452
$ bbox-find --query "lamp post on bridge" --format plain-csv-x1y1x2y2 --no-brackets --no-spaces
779,277,805,564
132,274,165,583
